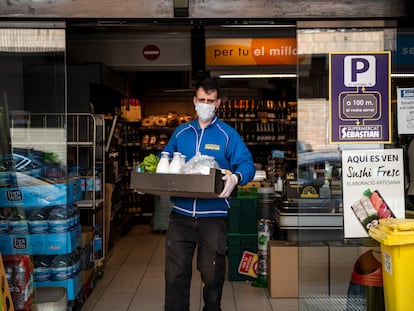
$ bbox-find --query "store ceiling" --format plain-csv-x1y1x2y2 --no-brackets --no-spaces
66,19,301,97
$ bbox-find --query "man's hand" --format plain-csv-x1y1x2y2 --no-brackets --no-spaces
219,174,238,198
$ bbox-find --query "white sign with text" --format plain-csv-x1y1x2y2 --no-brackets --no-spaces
397,87,414,134
342,149,405,238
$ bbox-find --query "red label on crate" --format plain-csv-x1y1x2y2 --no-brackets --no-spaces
238,251,258,278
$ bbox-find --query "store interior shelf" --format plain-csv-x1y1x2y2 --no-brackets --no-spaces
120,142,141,147
75,199,105,209
139,126,176,132
221,118,296,123
67,141,95,147
245,141,290,146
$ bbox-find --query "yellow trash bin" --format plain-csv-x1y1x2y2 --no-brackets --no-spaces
369,218,414,311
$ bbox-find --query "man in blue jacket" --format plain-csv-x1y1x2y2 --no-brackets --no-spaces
162,78,256,311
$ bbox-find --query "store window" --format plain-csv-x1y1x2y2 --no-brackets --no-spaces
0,23,73,308
294,21,398,307
0,24,66,163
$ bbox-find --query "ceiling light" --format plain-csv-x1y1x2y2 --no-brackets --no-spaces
220,24,296,28
391,73,414,78
219,73,297,79
0,28,65,52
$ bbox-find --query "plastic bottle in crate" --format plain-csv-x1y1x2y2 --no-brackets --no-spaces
28,207,48,234
68,249,80,277
66,205,74,232
94,225,103,260
0,208,9,233
79,244,94,271
67,204,78,231
50,254,71,281
68,166,85,200
8,208,29,235
33,255,51,282
85,168,102,200
48,205,69,233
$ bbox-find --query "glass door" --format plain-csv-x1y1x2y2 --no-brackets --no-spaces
295,20,397,309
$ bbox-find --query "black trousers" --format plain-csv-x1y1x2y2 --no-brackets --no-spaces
164,212,227,311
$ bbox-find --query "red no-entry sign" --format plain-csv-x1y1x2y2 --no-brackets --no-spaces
143,44,160,61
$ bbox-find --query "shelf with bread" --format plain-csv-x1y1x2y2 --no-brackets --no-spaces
139,112,193,152
119,111,194,222
141,113,193,128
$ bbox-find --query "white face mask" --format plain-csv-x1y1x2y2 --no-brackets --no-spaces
195,103,216,122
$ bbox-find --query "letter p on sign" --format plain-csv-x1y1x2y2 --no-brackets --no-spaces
344,55,376,87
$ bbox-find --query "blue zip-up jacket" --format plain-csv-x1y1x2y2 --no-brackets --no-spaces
162,116,256,218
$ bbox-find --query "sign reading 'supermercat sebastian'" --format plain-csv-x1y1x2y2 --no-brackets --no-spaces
329,52,391,144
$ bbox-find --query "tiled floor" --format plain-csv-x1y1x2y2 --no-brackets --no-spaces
80,224,301,311
80,224,360,311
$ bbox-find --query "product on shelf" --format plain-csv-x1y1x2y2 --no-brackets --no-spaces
32,249,83,301
166,112,179,127
28,208,48,234
219,99,296,121
158,134,169,148
121,98,141,121
3,254,34,311
178,114,193,124
141,116,155,127
154,115,167,127
48,205,70,234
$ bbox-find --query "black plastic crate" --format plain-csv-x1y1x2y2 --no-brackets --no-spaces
228,198,259,234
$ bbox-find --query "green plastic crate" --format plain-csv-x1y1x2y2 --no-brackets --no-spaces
228,198,258,234
227,233,258,281
237,187,259,199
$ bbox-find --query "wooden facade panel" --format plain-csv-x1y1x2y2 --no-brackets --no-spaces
191,0,407,19
0,0,408,19
0,0,173,18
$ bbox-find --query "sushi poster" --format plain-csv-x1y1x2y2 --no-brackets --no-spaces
342,149,405,238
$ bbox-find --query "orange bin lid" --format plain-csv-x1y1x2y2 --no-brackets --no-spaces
351,249,383,287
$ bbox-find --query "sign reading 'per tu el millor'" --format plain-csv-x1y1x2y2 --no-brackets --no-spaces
329,52,391,144
205,38,301,66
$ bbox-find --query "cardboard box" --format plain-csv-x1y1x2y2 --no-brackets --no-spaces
268,241,329,298
0,173,70,208
0,230,80,255
268,240,298,298
81,226,94,247
35,274,82,301
130,168,229,198
32,287,67,311
81,267,95,286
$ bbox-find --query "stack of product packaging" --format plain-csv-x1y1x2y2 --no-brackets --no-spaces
0,167,84,306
